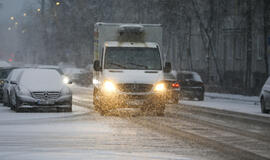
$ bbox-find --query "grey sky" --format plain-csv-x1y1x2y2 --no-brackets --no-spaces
0,0,38,58
0,0,38,22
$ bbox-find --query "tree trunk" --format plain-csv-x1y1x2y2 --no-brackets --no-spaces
245,0,253,89
264,0,270,77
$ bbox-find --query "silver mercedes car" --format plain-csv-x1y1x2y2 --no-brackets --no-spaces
9,68,72,112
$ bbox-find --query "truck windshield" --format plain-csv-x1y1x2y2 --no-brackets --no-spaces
104,47,162,70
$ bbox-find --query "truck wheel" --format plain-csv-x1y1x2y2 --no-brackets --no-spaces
93,88,98,106
98,103,109,116
155,104,165,116
93,88,102,111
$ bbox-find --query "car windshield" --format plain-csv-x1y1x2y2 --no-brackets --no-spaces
0,69,12,79
178,73,194,81
104,47,162,70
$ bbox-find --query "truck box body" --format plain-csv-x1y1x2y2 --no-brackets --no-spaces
94,22,163,61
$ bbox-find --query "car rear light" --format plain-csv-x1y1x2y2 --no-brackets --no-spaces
171,82,180,88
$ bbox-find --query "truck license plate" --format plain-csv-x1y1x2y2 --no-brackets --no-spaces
128,100,144,106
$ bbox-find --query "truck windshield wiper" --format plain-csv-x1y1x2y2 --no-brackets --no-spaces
127,62,148,69
108,62,127,69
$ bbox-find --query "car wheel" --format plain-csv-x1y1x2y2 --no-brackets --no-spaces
14,95,22,112
3,95,7,106
7,93,11,107
261,97,268,114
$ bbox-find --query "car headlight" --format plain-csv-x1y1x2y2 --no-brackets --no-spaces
0,80,4,85
63,76,70,84
154,83,166,92
103,81,116,92
61,87,71,95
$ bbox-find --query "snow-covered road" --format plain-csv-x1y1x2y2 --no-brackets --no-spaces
0,104,199,160
1,86,270,160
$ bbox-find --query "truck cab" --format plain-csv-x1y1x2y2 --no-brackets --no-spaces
92,23,172,115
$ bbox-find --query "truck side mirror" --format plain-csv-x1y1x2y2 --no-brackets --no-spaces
164,62,172,73
94,60,102,71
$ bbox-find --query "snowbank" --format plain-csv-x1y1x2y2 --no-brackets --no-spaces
0,60,11,68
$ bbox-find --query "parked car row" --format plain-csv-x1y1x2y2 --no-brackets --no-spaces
0,67,72,112
0,67,17,102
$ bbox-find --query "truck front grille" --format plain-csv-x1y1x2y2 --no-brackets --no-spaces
32,92,60,100
117,83,153,93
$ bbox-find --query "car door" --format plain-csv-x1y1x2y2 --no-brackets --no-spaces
263,77,270,108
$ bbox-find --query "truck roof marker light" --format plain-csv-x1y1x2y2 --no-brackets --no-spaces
118,25,144,34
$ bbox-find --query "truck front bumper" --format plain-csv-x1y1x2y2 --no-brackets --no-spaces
99,91,166,108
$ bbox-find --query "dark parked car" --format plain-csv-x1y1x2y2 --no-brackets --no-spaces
0,67,17,101
260,77,270,114
177,71,204,101
164,71,180,104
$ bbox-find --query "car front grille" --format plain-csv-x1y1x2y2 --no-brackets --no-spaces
117,83,153,93
31,92,60,100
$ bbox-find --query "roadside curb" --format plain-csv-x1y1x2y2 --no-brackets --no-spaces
205,94,259,104
177,103,270,126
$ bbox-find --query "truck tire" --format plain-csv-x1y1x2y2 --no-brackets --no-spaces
93,88,102,111
155,104,165,116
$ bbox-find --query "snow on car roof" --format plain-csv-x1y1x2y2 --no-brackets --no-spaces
0,60,11,68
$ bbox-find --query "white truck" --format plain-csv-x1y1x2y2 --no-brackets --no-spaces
92,22,175,115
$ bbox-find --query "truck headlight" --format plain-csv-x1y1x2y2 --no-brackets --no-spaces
154,83,166,92
103,81,116,92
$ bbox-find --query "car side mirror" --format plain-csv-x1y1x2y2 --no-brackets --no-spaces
164,62,172,73
10,81,17,85
94,60,102,71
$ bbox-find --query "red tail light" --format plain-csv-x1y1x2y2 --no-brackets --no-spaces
172,82,180,88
